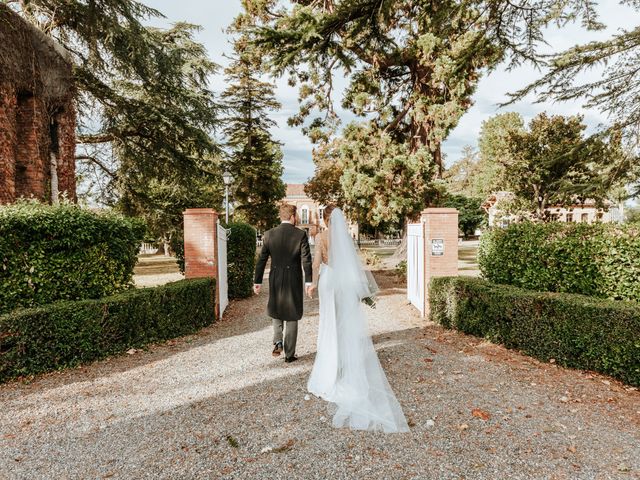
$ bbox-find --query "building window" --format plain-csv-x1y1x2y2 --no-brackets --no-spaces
596,212,604,221
550,213,560,222
566,213,573,223
301,206,309,224
319,207,324,221
581,213,589,223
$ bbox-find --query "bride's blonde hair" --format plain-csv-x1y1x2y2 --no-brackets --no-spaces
324,204,336,225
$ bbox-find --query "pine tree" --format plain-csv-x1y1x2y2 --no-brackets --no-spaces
510,2,640,146
222,37,285,230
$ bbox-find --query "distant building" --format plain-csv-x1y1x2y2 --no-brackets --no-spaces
482,191,622,228
283,184,358,241
0,4,76,204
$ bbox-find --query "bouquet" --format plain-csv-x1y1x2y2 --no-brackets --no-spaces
360,270,379,309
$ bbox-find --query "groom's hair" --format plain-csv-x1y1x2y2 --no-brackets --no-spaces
279,203,297,221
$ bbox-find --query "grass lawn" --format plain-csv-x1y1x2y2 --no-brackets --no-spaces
134,254,183,288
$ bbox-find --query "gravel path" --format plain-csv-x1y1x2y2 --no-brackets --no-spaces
0,270,638,480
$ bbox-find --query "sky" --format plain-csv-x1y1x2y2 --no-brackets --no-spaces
146,1,638,184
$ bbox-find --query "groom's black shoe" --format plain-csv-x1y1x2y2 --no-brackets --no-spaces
272,342,283,357
285,355,298,363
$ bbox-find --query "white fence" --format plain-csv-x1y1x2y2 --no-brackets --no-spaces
217,223,229,317
139,242,158,254
407,223,425,316
256,237,401,247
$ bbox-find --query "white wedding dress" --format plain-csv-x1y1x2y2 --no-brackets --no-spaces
307,209,409,433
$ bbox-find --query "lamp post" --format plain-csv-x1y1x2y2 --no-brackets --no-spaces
222,170,234,224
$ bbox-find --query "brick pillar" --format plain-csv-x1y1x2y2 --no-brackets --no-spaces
183,208,219,317
421,208,459,317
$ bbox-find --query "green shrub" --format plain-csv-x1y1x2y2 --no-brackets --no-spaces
0,201,146,313
0,278,215,382
479,222,640,302
430,277,640,386
361,249,381,267
226,222,257,299
396,260,407,280
170,230,185,273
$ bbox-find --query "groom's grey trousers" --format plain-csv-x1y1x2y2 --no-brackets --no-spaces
273,319,298,358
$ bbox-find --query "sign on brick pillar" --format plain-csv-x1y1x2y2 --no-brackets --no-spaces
183,208,220,318
421,208,459,317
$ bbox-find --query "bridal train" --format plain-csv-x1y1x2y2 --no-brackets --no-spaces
307,208,409,433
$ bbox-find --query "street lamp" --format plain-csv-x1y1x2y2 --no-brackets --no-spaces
222,170,234,224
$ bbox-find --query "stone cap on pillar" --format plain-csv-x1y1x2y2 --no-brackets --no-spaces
184,208,218,216
421,208,459,215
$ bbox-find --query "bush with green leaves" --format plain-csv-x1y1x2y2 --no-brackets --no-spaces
0,278,215,382
479,222,640,302
440,194,486,237
0,201,146,313
430,277,640,386
226,222,257,299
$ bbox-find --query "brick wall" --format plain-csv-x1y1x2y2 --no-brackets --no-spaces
14,93,48,200
0,85,17,203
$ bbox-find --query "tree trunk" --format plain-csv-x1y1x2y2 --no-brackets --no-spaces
410,118,443,178
391,221,409,260
50,152,59,204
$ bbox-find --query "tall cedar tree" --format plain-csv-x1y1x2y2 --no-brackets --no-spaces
222,38,285,231
241,0,601,173
238,0,601,225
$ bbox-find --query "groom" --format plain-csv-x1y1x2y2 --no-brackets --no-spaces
253,203,314,363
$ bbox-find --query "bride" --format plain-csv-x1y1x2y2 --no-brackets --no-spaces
307,205,409,433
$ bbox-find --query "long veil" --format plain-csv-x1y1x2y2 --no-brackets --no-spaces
325,209,409,433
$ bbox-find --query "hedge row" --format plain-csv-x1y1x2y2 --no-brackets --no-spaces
226,222,257,299
429,277,640,386
0,278,215,383
0,201,146,313
479,222,640,302
171,221,256,300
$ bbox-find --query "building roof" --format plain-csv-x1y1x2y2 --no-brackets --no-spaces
286,184,307,198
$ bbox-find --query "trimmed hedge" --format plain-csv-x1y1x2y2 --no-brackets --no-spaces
0,201,146,313
430,277,640,386
226,222,257,299
0,278,215,382
479,222,640,302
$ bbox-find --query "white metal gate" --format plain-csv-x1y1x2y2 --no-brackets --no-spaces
407,222,425,316
217,222,229,317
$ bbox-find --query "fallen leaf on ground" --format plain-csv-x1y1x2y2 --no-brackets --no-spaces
272,439,295,453
472,408,491,421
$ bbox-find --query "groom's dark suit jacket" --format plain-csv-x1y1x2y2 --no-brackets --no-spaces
254,222,313,321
